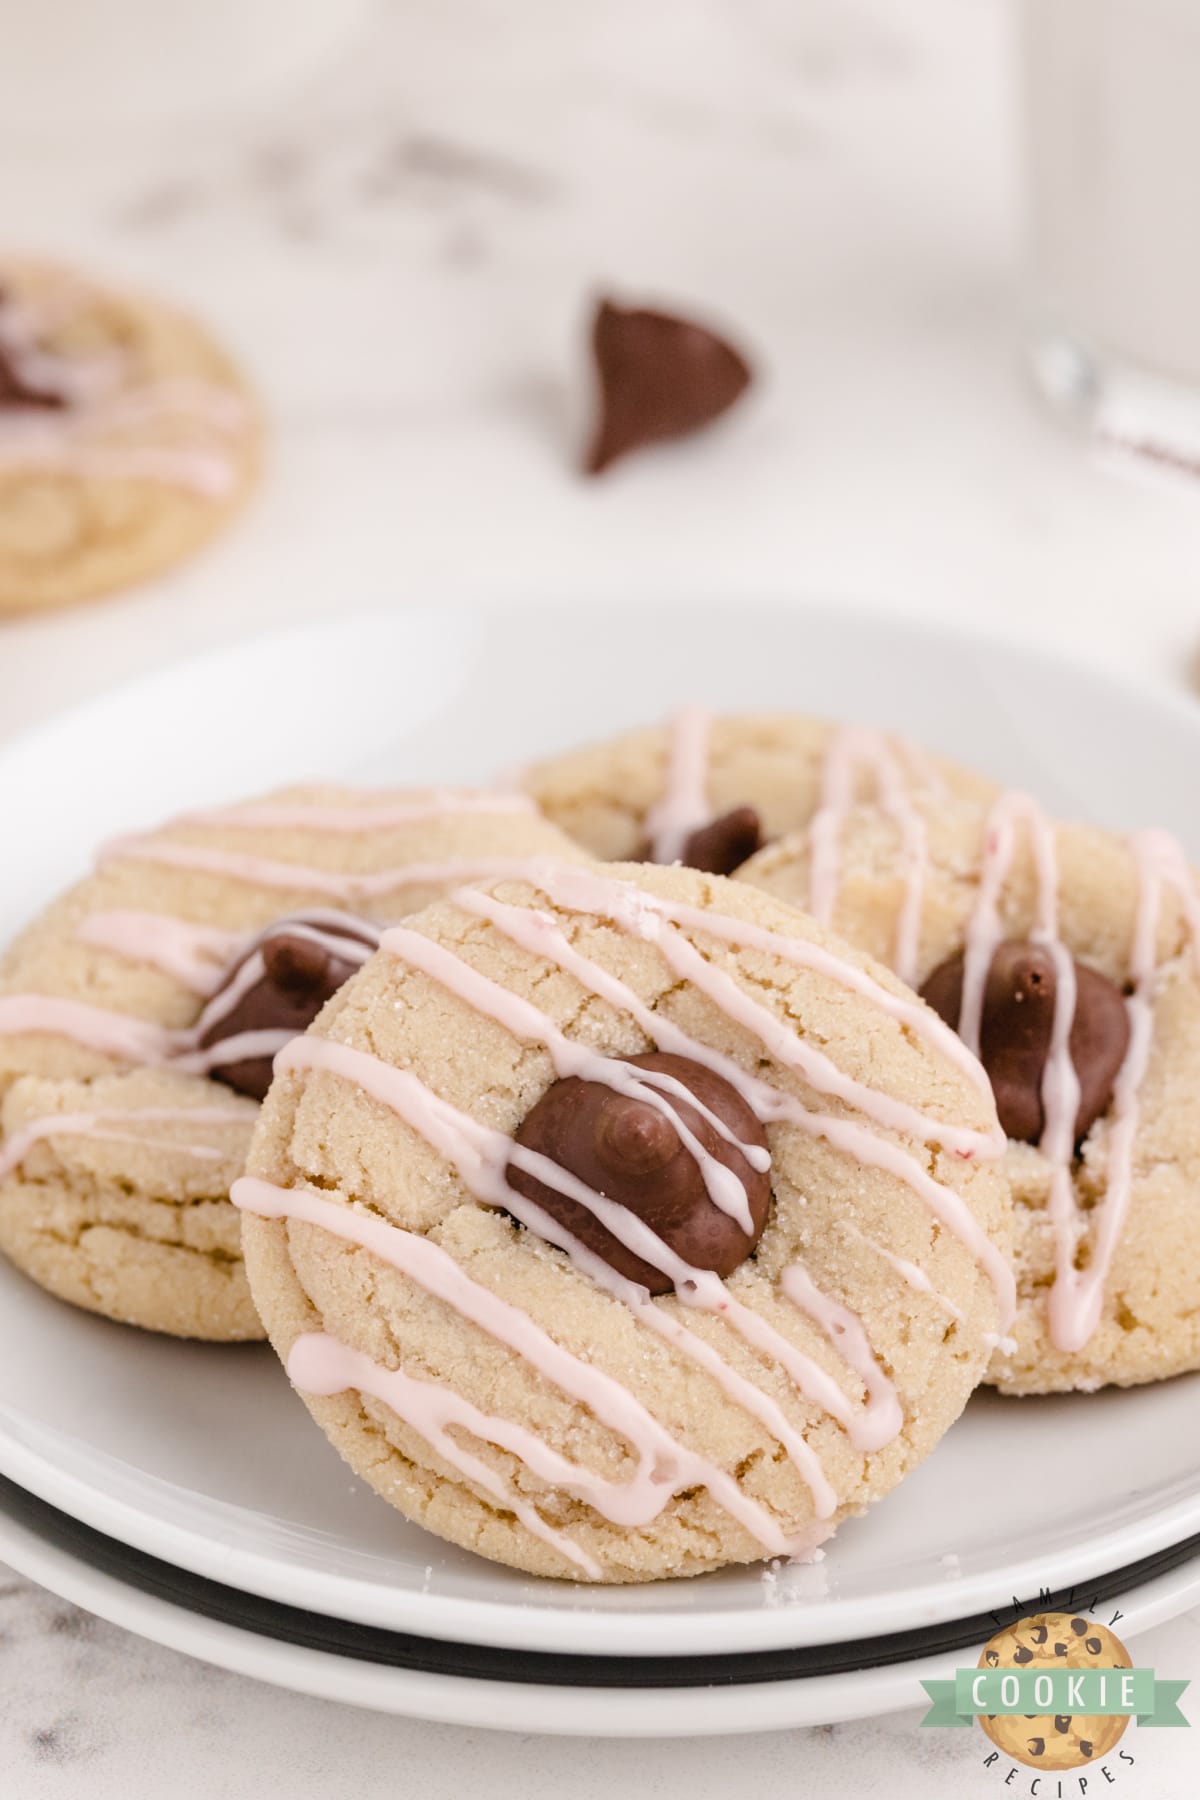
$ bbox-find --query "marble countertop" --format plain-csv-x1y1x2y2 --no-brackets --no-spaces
0,1568,1195,1798
2,0,1200,1792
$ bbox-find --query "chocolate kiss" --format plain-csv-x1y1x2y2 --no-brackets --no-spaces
640,806,765,876
920,941,1130,1145
584,298,753,475
506,1050,770,1293
201,915,377,1101
681,807,765,876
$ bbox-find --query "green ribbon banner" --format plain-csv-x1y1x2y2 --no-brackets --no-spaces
920,1669,1190,1729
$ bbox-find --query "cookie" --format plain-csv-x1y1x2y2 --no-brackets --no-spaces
739,792,1200,1391
978,1612,1130,1770
0,257,261,613
522,710,996,876
237,858,1011,1582
0,785,582,1337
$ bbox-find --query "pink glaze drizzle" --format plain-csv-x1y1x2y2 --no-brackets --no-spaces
438,892,982,1424
288,1332,602,1577
2,784,565,1100
837,1222,966,1324
89,379,250,433
457,889,1006,1280
1043,829,1192,1351
76,908,378,997
272,842,1014,1495
88,825,994,1116
379,923,764,1230
956,797,1200,1354
0,1105,251,1182
185,917,378,1041
376,921,906,1448
807,728,930,987
449,873,1010,1315
226,847,1018,1553
99,838,563,903
0,915,380,1079
0,394,245,499
0,994,171,1064
958,794,1085,1351
171,1027,297,1077
779,1262,904,1451
234,1176,821,1564
643,706,713,862
77,911,244,995
273,1033,840,1513
581,895,994,1159
560,870,997,1107
175,791,536,835
958,794,1067,1058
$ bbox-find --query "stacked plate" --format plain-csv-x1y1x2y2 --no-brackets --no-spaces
3,602,1200,1735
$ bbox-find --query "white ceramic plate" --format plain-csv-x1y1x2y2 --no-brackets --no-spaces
3,1477,1199,1735
3,599,1200,1663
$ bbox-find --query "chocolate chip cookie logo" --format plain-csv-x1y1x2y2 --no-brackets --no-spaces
920,1609,1189,1779
976,1614,1134,1771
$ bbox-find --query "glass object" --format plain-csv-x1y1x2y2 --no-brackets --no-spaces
1021,0,1200,462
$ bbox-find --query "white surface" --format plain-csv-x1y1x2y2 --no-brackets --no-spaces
3,1489,1200,1735
0,0,366,130
5,602,1200,1672
2,0,1200,1793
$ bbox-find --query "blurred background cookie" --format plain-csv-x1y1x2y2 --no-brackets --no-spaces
0,257,262,613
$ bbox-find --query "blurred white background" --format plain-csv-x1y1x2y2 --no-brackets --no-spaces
1,0,1199,745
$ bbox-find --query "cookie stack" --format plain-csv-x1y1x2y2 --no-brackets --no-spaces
2,711,1195,1584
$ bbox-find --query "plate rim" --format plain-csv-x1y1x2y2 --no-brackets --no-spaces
8,589,1200,783
6,1473,1200,1688
4,1475,1200,1736
5,1414,1200,1656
